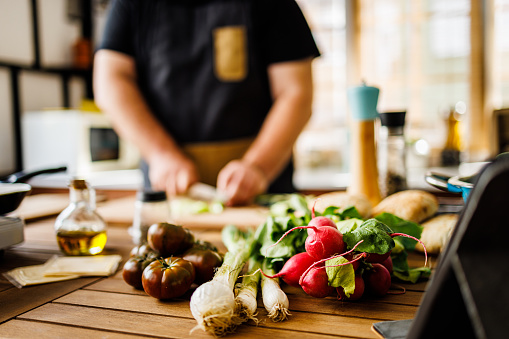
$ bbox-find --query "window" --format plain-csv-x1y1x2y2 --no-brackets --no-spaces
294,0,505,190
294,0,350,189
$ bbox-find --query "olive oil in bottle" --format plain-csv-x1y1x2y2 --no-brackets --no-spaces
55,179,107,255
56,230,107,256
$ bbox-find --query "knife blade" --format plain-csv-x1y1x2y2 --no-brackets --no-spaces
187,182,228,203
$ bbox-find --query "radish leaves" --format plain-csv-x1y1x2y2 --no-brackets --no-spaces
342,219,395,255
326,256,356,297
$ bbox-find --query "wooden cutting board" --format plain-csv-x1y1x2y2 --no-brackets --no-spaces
11,193,269,230
10,193,70,221
96,195,269,230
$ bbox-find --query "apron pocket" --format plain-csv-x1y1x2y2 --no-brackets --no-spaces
213,26,247,82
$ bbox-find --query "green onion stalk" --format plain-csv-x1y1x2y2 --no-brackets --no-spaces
260,258,290,322
234,255,262,323
190,225,257,337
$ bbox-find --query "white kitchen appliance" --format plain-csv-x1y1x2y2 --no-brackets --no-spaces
0,217,24,250
21,109,140,175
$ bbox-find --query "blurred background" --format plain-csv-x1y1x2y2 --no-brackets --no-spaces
0,0,508,191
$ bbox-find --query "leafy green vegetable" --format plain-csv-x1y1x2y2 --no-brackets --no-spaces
169,197,224,216
320,205,363,223
268,194,310,219
222,224,253,253
391,249,431,283
326,256,356,296
254,216,307,260
375,212,423,250
253,194,430,287
342,219,395,255
336,218,364,234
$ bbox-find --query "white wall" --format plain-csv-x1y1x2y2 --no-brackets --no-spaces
0,0,34,66
0,0,97,175
0,68,15,175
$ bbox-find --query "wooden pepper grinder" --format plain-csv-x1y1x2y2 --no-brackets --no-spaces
347,82,382,206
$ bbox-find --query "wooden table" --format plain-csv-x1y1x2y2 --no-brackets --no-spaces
0,194,432,339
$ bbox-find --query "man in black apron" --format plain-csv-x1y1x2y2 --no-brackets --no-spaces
94,0,320,206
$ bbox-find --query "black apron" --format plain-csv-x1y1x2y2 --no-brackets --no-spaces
135,0,294,192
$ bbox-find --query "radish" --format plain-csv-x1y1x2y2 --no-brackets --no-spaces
343,253,363,271
305,225,345,260
308,199,336,229
364,263,391,297
337,275,365,301
257,252,317,287
364,251,391,263
267,225,345,261
309,216,336,229
300,266,334,298
380,255,393,274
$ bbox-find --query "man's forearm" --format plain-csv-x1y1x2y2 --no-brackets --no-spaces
93,50,184,164
242,58,314,183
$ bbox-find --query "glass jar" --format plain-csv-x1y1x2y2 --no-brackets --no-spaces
129,190,171,245
378,112,408,198
55,179,107,255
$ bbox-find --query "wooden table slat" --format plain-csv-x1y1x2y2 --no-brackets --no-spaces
84,271,425,308
0,277,100,323
53,289,384,338
18,303,357,339
0,319,142,339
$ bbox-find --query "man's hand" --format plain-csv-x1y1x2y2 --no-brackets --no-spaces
148,152,200,197
217,160,269,206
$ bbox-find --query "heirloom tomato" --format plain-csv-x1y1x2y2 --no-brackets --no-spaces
142,257,195,299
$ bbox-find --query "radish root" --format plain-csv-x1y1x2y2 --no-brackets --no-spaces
390,232,428,267
388,284,406,295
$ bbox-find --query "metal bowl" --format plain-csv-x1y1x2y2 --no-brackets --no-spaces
425,171,476,202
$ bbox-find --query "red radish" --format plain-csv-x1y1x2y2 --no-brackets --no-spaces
344,253,362,271
258,252,317,287
308,216,336,229
305,225,345,260
300,266,334,298
337,275,365,301
364,263,391,297
380,255,393,274
365,251,391,263
309,199,336,229
299,240,365,286
267,225,345,261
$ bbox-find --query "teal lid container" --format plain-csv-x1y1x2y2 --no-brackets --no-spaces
347,83,380,120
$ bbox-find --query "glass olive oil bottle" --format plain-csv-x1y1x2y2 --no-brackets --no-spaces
55,179,107,255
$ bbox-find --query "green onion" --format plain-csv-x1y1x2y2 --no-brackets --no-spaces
260,258,290,322
190,225,256,337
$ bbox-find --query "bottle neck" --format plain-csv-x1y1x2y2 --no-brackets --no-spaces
70,187,95,209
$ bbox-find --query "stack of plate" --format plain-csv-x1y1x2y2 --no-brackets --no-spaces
0,216,24,250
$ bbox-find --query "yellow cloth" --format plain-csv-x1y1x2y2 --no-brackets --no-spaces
182,137,254,186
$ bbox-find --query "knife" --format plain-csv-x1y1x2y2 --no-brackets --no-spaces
187,182,228,203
